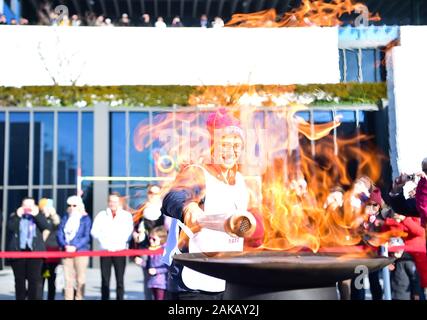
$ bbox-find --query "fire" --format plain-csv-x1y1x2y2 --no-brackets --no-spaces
132,98,402,253
259,114,391,252
226,0,380,28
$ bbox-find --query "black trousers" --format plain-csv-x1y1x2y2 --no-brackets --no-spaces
100,256,126,300
10,258,44,300
42,262,59,300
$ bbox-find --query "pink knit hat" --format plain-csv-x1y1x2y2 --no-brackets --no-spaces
369,188,383,207
206,108,244,145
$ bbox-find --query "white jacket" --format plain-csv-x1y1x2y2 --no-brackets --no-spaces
91,208,134,251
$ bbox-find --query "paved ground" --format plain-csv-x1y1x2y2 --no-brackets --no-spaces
0,262,147,300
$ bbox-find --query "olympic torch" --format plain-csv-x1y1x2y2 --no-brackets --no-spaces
196,212,257,238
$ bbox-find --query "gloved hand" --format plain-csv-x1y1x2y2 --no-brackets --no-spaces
182,202,204,233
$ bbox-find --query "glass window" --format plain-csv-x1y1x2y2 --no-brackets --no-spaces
9,113,30,186
7,189,28,216
295,111,310,122
0,112,4,183
174,111,210,166
32,189,53,202
56,188,77,217
33,112,54,185
339,49,345,82
130,112,151,177
58,113,78,185
336,110,357,138
110,112,126,177
109,186,126,197
362,49,381,83
81,181,93,218
313,111,333,123
81,112,94,177
357,110,371,135
344,49,359,82
128,185,148,211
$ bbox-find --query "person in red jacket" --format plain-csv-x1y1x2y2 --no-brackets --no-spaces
415,158,427,227
383,214,427,294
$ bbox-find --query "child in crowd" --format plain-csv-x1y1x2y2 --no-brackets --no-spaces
388,237,422,300
135,226,168,300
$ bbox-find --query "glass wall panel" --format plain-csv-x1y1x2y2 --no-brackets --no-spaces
9,113,30,186
110,112,126,177
57,113,78,185
0,113,4,183
130,112,150,177
33,112,54,185
81,112,94,177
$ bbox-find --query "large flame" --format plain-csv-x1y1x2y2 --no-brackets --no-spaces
226,0,380,28
132,99,403,253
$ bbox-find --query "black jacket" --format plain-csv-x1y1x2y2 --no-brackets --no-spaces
6,212,50,252
391,253,421,300
45,217,60,248
389,192,418,217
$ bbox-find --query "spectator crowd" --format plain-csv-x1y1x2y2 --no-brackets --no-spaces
4,157,427,300
0,8,226,28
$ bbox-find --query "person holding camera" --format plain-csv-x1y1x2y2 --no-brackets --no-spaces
6,197,50,300
415,158,427,227
389,173,419,218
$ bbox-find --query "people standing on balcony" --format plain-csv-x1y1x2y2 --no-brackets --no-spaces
57,196,92,300
200,14,209,28
141,14,152,27
0,14,7,25
91,193,134,300
212,17,224,28
39,198,61,300
155,16,167,28
171,16,184,27
71,14,82,27
161,108,264,300
7,198,50,300
95,15,106,27
119,13,131,27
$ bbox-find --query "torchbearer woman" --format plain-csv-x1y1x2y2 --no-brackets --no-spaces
161,108,264,300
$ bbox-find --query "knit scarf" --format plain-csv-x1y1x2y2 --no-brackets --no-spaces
19,214,36,250
64,212,82,244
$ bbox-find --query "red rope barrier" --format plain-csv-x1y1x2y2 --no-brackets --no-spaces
0,248,163,259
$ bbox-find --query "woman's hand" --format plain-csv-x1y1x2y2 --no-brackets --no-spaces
394,214,406,223
148,268,157,276
65,245,77,253
134,257,143,266
30,206,39,216
183,202,203,233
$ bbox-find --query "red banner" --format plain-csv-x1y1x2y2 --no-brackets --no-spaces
0,248,163,259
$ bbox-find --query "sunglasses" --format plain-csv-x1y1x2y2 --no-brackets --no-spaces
68,204,78,207
149,237,159,241
366,203,379,208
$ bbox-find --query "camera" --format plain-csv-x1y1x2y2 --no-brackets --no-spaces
407,174,416,181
